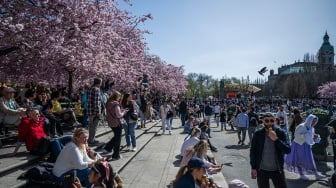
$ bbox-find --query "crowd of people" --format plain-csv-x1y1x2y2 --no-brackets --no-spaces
1,79,336,187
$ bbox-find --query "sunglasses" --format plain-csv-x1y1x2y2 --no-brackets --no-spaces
264,118,274,123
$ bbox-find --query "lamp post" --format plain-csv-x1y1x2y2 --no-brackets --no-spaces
64,66,76,100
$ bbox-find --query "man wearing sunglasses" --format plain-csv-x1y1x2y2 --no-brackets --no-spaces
250,113,291,188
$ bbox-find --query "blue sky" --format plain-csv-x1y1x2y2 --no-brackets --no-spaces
120,0,336,81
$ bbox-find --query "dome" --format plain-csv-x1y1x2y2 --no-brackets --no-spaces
319,32,334,53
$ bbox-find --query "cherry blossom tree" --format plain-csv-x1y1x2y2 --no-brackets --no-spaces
0,0,186,96
317,82,336,99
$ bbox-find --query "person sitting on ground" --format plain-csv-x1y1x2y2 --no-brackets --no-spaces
184,116,195,134
8,108,72,162
173,157,209,188
180,140,222,174
50,91,81,128
36,90,63,137
52,128,105,188
0,87,27,135
73,161,123,188
180,127,201,157
199,123,218,152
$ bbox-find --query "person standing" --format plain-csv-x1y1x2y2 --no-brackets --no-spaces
121,93,139,152
236,108,249,145
139,91,148,128
179,97,187,128
248,107,259,144
285,114,326,180
250,113,291,188
219,107,227,131
81,83,90,128
276,106,289,137
289,108,303,141
159,100,172,135
104,91,128,160
87,78,102,146
204,102,213,126
214,103,221,127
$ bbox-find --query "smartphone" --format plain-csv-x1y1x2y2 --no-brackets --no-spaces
63,171,76,187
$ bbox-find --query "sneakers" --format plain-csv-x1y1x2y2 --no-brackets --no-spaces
300,175,309,181
131,147,137,152
315,172,326,179
125,146,130,151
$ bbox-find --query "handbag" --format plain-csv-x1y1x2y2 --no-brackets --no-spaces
31,137,53,156
130,112,138,120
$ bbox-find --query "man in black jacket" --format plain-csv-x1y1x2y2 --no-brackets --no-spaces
250,113,291,188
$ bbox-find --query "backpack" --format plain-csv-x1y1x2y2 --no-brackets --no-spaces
19,162,60,187
249,116,258,127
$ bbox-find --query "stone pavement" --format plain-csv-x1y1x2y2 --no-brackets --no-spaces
119,120,229,188
0,118,229,188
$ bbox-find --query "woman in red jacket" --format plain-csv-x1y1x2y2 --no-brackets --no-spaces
9,108,71,161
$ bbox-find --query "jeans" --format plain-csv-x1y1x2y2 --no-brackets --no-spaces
162,117,172,133
104,126,122,158
45,113,63,136
237,127,247,143
49,135,72,162
82,109,88,128
257,169,287,188
180,113,186,127
140,111,146,127
220,121,226,131
123,121,136,147
54,168,91,188
88,115,101,144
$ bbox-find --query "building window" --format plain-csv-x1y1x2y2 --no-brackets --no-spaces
329,57,332,63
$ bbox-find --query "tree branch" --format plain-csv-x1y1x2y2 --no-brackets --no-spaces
0,46,19,56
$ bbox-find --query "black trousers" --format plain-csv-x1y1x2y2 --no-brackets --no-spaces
257,169,287,188
104,126,122,158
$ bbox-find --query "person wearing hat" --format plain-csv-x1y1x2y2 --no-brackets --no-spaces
173,157,209,188
250,113,290,188
0,87,26,135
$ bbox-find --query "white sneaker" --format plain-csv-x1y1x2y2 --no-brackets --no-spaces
300,175,309,181
125,146,130,151
131,147,137,152
315,172,326,179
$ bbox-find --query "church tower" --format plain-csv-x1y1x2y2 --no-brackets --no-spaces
318,32,334,64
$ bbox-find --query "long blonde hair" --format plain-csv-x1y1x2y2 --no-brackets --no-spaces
193,140,208,158
72,128,88,151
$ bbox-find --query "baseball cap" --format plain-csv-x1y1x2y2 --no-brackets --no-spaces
187,157,209,169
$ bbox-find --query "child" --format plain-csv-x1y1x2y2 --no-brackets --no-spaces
73,161,123,188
